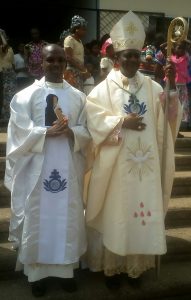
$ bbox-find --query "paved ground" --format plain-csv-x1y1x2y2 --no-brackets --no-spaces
1,261,191,300
180,131,191,138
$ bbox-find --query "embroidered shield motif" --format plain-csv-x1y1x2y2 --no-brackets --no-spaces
124,94,147,116
43,169,67,193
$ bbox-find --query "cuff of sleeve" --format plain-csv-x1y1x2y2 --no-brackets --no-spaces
71,127,80,152
31,128,47,153
103,118,123,146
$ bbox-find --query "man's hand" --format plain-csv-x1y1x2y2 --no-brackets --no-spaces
164,59,176,89
46,117,74,140
122,113,146,131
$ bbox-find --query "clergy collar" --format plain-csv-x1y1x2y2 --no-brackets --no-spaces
107,69,145,93
45,81,64,88
34,76,71,90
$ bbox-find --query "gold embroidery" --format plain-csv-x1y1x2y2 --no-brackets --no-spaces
112,39,143,51
126,22,138,35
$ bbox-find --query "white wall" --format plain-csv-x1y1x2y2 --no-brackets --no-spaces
99,0,191,18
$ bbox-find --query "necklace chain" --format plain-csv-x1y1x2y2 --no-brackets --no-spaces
111,79,143,98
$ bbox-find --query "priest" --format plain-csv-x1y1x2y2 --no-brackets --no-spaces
85,11,182,288
4,44,90,297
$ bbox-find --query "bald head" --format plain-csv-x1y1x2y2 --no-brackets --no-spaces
42,44,66,83
42,44,65,58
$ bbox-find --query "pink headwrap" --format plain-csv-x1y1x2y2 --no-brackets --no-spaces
101,38,112,56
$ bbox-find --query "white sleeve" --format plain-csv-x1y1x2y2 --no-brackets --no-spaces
6,92,47,163
71,94,91,153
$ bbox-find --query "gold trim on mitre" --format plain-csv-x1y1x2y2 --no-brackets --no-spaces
110,11,145,52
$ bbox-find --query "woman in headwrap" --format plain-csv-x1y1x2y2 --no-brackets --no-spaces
63,15,90,91
100,38,115,81
0,29,16,120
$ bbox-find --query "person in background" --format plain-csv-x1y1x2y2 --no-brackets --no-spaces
100,38,115,80
0,29,16,120
5,44,90,297
85,40,101,85
0,29,7,118
25,27,48,81
171,41,191,133
63,15,91,92
154,42,167,87
83,62,95,95
99,33,110,50
139,28,156,80
186,41,191,130
14,42,30,92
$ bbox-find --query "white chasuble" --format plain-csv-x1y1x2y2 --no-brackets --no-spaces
102,75,165,255
19,86,86,265
5,78,89,277
85,70,182,275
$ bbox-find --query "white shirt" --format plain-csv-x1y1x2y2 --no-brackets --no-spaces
14,53,29,78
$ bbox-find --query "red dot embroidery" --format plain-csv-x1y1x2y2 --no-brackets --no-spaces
140,211,144,217
140,202,144,208
147,211,151,217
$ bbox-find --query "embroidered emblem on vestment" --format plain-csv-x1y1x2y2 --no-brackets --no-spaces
125,22,138,35
43,169,67,193
133,202,152,226
126,137,154,181
124,94,147,116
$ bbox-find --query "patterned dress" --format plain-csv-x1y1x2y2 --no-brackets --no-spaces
2,47,16,120
171,54,191,126
25,40,47,80
64,35,84,91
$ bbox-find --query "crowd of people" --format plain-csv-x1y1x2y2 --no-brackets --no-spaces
0,10,188,298
1,15,191,130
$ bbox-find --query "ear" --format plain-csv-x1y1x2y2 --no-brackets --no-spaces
111,54,118,70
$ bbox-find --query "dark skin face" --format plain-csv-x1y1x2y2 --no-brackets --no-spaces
43,45,74,139
18,43,25,54
174,44,186,58
30,28,41,42
42,44,66,83
116,49,141,78
91,44,100,56
106,44,115,59
74,26,87,39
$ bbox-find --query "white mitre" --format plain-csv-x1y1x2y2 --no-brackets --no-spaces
110,10,146,52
